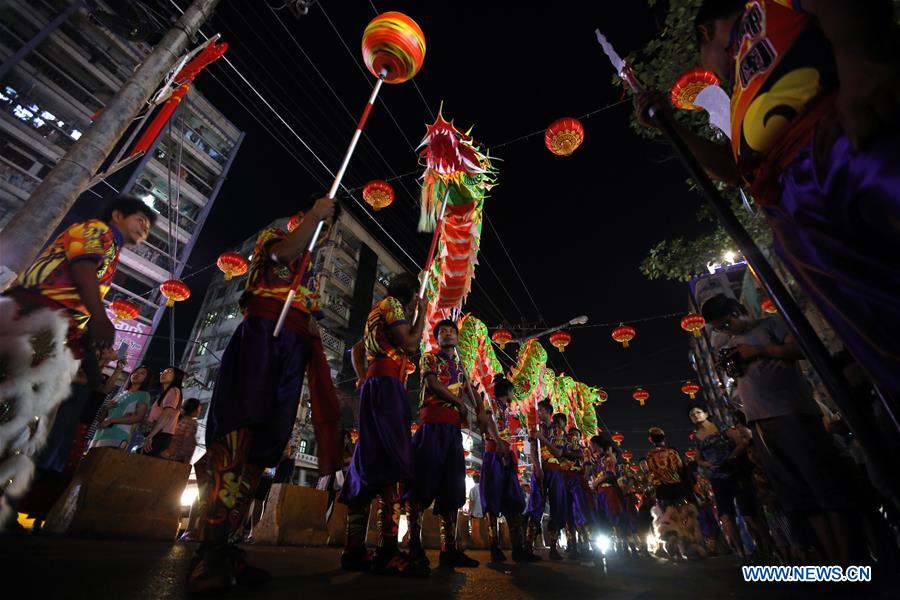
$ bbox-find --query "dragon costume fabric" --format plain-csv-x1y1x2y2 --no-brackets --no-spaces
417,111,496,350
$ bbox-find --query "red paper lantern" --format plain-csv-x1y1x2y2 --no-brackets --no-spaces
622,450,633,462
681,313,706,337
109,299,139,323
611,432,625,446
611,324,636,348
595,389,608,405
761,297,777,314
549,330,572,353
160,279,190,307
681,381,700,399
363,179,395,211
492,328,512,350
217,252,248,281
544,117,584,156
350,429,359,444
670,68,720,111
410,422,419,436
632,388,650,407
685,448,698,461
630,464,640,473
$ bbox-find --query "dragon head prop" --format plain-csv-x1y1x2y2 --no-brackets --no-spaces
417,108,496,232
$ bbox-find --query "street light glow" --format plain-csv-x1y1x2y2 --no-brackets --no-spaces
723,250,737,264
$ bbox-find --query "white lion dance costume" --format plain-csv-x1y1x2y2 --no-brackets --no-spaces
0,298,79,525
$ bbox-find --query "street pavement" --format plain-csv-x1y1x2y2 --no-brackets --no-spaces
1,537,894,599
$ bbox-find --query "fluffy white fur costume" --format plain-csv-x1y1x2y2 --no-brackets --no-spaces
652,502,708,559
0,297,79,526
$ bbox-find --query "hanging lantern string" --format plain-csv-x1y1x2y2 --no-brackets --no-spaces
602,378,696,391
346,98,632,193
491,310,685,333
574,311,685,329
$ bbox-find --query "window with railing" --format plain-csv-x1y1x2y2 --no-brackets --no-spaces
333,268,354,290
319,327,345,356
0,82,90,153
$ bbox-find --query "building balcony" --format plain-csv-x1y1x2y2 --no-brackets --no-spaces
321,267,354,298
319,326,345,361
119,248,171,286
145,158,208,208
296,453,319,469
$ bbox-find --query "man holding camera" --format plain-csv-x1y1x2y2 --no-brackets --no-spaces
700,294,858,565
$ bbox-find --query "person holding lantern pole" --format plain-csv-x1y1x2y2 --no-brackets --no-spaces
562,426,599,562
524,423,546,554
480,377,542,563
633,0,900,405
189,194,335,593
532,400,569,560
405,319,484,569
589,436,628,554
338,272,428,577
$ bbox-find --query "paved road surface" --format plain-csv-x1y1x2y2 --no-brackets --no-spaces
1,537,893,599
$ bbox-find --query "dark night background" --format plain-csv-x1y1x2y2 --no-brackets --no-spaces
140,0,717,455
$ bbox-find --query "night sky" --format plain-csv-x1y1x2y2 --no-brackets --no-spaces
146,0,717,455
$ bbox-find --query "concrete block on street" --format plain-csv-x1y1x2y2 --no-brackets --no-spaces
45,448,190,540
253,484,329,546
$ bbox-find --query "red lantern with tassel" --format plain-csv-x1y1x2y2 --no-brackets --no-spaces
362,179,395,211
549,330,572,353
622,449,633,462
611,432,625,446
685,448,698,461
544,117,584,156
611,324,636,348
410,422,419,436
160,279,190,307
761,297,777,314
632,388,650,407
681,313,706,337
629,464,640,473
217,252,248,281
110,299,139,323
492,328,512,350
681,381,700,399
350,429,359,444
670,68,720,110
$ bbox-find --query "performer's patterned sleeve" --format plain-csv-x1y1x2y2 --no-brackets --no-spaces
63,219,110,263
382,297,407,327
257,228,283,260
420,351,438,377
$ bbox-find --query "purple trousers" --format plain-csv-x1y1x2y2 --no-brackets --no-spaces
563,472,593,528
339,375,412,507
770,129,900,400
596,484,626,528
526,472,544,524
480,450,525,517
207,316,311,467
407,422,466,514
543,469,568,531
